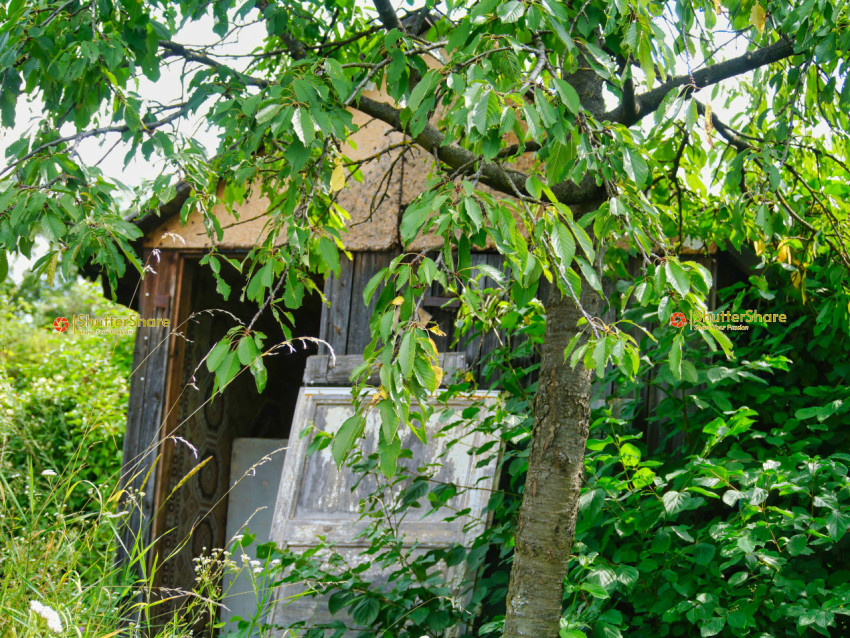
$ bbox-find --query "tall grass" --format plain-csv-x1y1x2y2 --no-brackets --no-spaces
0,278,268,637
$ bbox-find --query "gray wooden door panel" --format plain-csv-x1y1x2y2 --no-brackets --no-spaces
268,386,500,633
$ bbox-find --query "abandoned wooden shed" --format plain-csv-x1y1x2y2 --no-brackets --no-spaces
103,89,521,634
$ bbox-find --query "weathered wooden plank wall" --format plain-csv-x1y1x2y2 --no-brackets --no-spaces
319,251,517,382
115,250,179,568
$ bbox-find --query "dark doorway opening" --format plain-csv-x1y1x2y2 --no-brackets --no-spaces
150,256,323,630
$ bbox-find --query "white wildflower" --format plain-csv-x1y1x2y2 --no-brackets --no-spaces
41,470,57,477
30,600,63,633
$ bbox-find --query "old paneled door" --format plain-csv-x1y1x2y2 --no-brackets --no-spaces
268,382,501,635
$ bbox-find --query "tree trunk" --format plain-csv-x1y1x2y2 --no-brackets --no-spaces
503,276,602,637
502,55,606,637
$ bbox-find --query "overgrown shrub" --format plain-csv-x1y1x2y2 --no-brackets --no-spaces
561,262,850,637
0,276,240,636
0,277,134,510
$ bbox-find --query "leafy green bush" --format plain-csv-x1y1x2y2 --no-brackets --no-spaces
0,277,134,511
560,261,850,637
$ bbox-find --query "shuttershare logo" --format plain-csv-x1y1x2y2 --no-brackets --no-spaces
668,309,789,331
52,314,170,335
669,312,687,328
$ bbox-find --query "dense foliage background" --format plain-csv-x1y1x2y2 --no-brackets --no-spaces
0,276,134,501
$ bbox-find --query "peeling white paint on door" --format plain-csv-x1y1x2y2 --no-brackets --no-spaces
268,387,501,634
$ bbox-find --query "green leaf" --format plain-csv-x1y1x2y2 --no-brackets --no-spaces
624,147,649,187
41,214,66,241
546,11,574,49
237,335,260,365
692,543,716,565
706,326,734,359
327,591,352,616
324,58,351,99
363,269,385,304
700,616,725,637
413,356,438,392
567,216,595,261
666,261,690,297
399,200,431,244
553,78,581,113
463,197,484,231
496,0,524,22
686,261,713,294
685,99,698,132
256,103,282,125
670,334,684,380
662,490,687,515
671,525,694,542
379,434,402,476
546,140,574,183
215,351,241,392
407,69,441,113
575,257,602,295
292,108,315,146
579,582,610,599
795,401,842,421
727,610,748,629
592,337,607,378
206,339,231,373
332,415,366,465
551,221,576,269
319,237,340,275
826,511,849,542
632,467,655,488
652,528,672,553
398,331,414,378
0,252,7,284
786,534,808,556
351,596,380,626
250,357,268,393
6,0,25,17
681,360,699,384
619,443,641,467
215,275,231,300
723,489,744,506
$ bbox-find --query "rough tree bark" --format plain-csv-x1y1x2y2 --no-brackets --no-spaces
504,64,606,638
503,264,603,637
